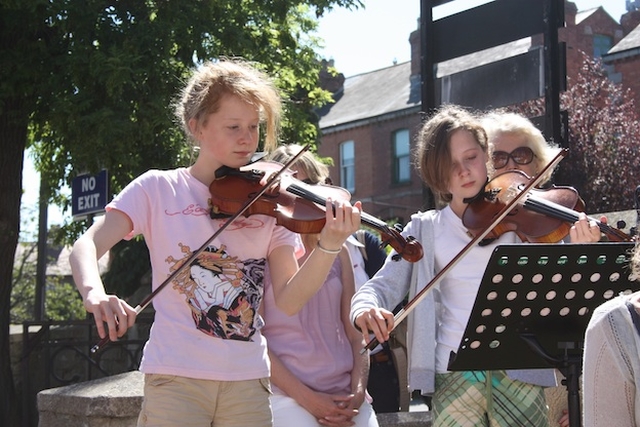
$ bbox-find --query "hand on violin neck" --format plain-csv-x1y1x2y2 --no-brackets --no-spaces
317,198,362,253
569,212,603,243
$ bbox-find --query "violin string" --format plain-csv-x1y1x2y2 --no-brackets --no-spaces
524,197,631,241
505,172,629,241
280,181,422,262
523,198,579,223
286,183,389,230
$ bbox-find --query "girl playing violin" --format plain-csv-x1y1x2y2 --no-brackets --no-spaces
350,105,600,427
69,59,361,427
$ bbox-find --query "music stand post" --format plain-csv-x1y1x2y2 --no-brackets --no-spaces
448,242,636,427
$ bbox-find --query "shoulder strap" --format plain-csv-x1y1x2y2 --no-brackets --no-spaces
354,229,368,261
626,300,640,338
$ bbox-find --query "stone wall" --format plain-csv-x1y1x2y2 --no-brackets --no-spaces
37,372,432,427
38,371,144,427
37,369,576,427
12,321,149,427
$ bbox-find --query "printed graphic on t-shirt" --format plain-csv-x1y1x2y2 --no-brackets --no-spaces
167,243,265,341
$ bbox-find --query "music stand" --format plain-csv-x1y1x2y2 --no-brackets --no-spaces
448,242,637,427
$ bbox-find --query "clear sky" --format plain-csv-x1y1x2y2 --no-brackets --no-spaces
316,0,630,77
20,0,632,235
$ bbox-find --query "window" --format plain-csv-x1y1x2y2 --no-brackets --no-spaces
393,129,411,183
593,34,612,58
340,141,355,192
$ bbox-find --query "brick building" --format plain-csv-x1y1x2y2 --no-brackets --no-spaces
605,8,640,108
317,0,640,225
556,3,624,81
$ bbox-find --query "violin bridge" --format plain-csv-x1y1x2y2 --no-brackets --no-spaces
503,184,523,203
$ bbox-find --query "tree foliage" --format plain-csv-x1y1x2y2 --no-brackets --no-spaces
102,237,151,299
11,242,85,323
1,0,363,424
514,53,640,212
27,0,361,243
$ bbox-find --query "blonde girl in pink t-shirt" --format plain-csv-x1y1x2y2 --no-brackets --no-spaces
70,59,361,427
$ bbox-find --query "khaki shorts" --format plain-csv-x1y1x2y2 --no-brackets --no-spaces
137,374,272,427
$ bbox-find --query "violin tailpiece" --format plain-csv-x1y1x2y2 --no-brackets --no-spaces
484,187,501,201
209,203,232,220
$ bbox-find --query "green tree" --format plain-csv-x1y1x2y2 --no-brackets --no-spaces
515,53,640,212
559,55,640,212
1,1,362,424
11,241,85,323
11,242,38,323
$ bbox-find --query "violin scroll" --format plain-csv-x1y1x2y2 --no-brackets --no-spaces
382,224,423,263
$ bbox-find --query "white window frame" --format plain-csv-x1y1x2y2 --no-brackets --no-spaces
340,140,355,192
393,129,411,183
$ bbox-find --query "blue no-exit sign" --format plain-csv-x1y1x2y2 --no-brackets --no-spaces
71,170,108,218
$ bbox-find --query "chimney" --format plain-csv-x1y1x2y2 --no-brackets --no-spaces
621,10,640,35
564,0,578,26
318,59,345,93
410,27,421,77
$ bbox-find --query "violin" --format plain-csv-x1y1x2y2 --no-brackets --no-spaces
209,160,424,263
462,170,632,243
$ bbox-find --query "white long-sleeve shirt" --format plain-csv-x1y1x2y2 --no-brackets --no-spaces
583,291,640,427
350,208,556,394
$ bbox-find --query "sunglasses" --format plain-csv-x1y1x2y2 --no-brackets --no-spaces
492,146,535,169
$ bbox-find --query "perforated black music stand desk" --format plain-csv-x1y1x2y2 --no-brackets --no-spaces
448,242,636,427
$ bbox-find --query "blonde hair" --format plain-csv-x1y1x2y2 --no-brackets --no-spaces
268,144,330,185
414,105,489,204
175,59,282,152
482,110,561,185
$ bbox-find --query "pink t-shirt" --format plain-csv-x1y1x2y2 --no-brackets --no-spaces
262,258,353,395
108,168,299,381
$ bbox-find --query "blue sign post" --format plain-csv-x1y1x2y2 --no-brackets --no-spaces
72,170,109,218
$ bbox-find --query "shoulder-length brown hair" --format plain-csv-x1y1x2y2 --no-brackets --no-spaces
414,104,488,204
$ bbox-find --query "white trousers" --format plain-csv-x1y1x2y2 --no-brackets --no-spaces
271,394,379,427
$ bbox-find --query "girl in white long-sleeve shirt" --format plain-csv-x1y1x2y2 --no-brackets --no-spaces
351,105,601,427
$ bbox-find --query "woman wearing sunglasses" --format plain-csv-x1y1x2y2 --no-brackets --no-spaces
481,111,603,242
482,111,561,186
482,110,604,427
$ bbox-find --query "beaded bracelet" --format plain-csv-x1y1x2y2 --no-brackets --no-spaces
316,241,341,255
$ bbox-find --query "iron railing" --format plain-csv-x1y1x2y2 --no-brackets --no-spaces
19,315,153,427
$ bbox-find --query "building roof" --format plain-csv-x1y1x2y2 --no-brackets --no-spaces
575,7,600,24
318,37,533,131
607,22,640,57
14,243,110,277
437,37,533,77
318,61,420,131
318,6,630,131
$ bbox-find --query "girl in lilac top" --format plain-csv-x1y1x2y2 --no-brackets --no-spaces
262,145,378,427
